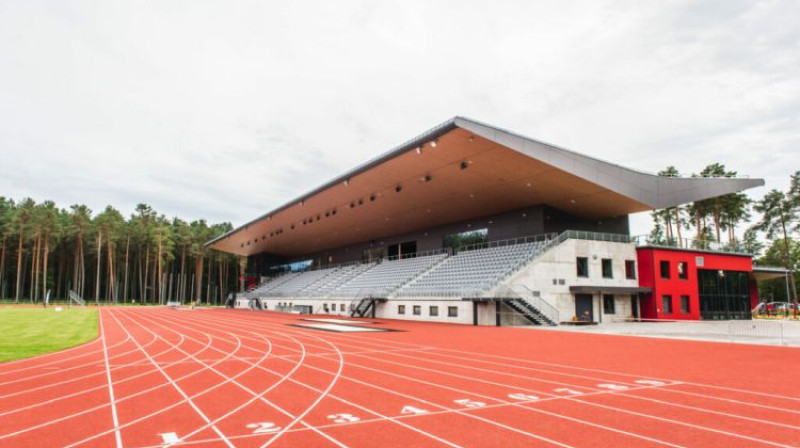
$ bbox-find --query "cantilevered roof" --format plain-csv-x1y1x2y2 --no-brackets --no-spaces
208,117,764,257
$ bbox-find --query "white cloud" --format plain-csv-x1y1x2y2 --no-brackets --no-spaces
1,0,798,236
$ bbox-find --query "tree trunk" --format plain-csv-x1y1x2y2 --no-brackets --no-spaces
42,235,49,306
15,229,24,303
123,235,130,303
0,236,6,299
780,218,799,303
195,255,203,303
106,235,115,302
674,207,683,247
95,230,102,305
157,230,163,304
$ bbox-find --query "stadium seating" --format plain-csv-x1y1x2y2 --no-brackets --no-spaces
397,241,548,296
329,253,447,297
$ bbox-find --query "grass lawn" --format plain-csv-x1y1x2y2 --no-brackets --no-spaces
0,307,98,363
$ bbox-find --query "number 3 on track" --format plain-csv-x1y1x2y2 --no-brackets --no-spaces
328,413,360,423
246,422,281,434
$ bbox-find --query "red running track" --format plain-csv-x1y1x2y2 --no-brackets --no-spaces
0,307,798,448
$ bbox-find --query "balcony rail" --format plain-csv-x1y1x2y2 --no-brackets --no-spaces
631,235,752,255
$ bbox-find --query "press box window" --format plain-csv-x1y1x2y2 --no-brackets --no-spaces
678,261,689,280
681,295,690,314
429,306,439,317
577,257,589,278
660,260,671,279
625,260,636,279
662,295,673,314
448,306,458,317
413,305,421,316
602,259,613,279
398,305,405,315
603,294,615,314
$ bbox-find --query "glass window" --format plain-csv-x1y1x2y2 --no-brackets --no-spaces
603,294,615,314
340,303,345,312
681,295,690,314
448,306,458,317
660,260,671,279
625,260,636,279
413,305,421,316
662,295,673,314
678,261,689,280
577,257,589,277
429,306,439,316
398,304,405,315
602,259,613,278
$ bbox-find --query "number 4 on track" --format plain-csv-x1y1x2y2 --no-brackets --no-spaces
159,432,180,447
401,405,429,415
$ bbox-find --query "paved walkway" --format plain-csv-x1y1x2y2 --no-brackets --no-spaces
540,319,800,347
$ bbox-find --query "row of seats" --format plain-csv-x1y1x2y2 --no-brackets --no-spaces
248,240,548,299
397,241,547,295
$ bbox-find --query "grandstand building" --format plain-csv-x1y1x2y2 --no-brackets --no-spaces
208,117,765,325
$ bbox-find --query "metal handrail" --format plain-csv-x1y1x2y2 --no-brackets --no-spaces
458,233,558,253
631,235,752,255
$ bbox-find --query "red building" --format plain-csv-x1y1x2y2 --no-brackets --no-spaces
637,247,759,321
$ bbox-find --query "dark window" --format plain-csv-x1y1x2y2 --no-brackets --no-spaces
660,260,671,279
602,259,613,279
340,303,345,312
698,269,751,320
681,295,690,314
448,306,458,317
678,261,689,280
413,305,421,316
398,305,405,315
625,260,636,279
429,306,439,317
662,295,673,314
603,295,615,314
577,257,589,277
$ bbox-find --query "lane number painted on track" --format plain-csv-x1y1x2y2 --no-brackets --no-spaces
401,405,430,415
508,393,539,401
554,388,583,395
635,380,666,386
328,413,360,423
159,432,181,447
454,398,486,408
247,422,282,434
597,384,629,391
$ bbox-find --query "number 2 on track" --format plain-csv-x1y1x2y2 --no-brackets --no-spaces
247,422,281,434
159,432,180,447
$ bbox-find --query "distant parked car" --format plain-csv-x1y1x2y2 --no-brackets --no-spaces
766,302,797,315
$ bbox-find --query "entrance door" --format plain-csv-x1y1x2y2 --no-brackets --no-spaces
575,294,594,322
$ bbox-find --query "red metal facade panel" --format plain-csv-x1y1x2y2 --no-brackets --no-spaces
636,248,753,321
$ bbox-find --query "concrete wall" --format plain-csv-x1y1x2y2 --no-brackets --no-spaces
504,239,639,323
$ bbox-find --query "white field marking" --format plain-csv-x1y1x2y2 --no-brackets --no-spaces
294,323,387,332
432,347,800,403
0,332,217,441
401,406,430,415
302,318,376,325
176,312,659,448
197,314,800,446
317,342,800,447
120,308,352,448
309,332,800,416
159,431,181,446
312,338,800,433
144,309,464,448
105,311,235,448
0,332,163,401
0,333,137,387
99,309,123,448
59,323,267,448
260,323,344,448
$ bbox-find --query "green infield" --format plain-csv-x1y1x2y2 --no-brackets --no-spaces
0,307,99,363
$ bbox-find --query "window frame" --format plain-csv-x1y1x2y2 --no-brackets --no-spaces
678,261,689,280
680,295,690,314
662,295,673,314
576,257,589,278
398,304,405,315
660,260,671,280
603,294,615,314
625,260,636,279
601,258,613,279
448,306,458,317
413,305,421,316
429,305,439,317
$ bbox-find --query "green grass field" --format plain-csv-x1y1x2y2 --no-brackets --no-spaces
0,307,98,363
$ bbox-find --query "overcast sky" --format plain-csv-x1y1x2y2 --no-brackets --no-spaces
1,0,798,237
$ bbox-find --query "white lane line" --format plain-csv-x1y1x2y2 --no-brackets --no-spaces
199,311,800,446
128,308,351,448
108,310,235,448
144,308,462,448
174,311,574,447
99,309,123,448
